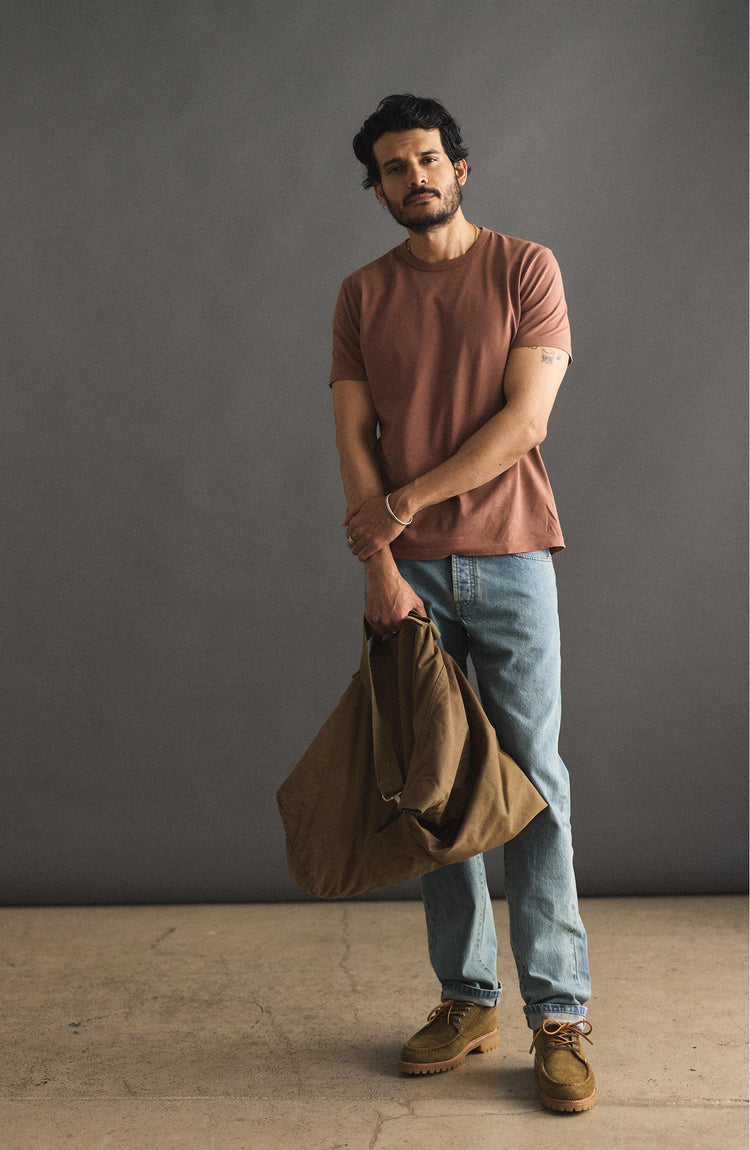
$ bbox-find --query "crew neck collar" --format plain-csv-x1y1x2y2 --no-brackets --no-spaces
398,226,489,271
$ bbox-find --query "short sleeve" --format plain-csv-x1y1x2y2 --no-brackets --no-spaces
329,277,369,386
510,247,572,361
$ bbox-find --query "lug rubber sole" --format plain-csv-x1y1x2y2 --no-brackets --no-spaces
539,1086,598,1113
398,1028,500,1075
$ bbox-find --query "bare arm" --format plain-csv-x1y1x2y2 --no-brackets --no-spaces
332,377,383,507
331,379,426,633
344,345,569,560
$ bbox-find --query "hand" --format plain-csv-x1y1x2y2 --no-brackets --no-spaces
343,496,404,561
365,571,427,635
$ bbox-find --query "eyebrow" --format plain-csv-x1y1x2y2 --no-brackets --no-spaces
381,150,441,168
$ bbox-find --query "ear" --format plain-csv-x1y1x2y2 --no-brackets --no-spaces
454,159,468,185
374,183,387,207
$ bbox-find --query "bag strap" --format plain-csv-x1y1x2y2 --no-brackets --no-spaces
359,620,404,800
359,613,440,802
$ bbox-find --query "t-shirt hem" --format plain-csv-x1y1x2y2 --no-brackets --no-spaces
329,373,369,388
390,535,565,560
510,339,573,365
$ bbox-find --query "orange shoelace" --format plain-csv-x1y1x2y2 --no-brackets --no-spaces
427,1000,474,1028
529,1018,594,1055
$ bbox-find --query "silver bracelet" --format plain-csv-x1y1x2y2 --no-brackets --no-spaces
385,493,413,526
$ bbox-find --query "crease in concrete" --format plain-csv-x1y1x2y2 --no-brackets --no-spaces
260,1004,304,1095
68,1013,125,1031
368,1107,384,1150
4,1092,747,1108
149,927,177,950
248,1000,266,1032
368,1101,415,1150
368,1101,523,1148
611,1099,748,1109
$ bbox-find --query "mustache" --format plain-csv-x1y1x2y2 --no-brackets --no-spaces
404,188,440,204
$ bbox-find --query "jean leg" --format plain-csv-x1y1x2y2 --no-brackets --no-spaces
394,558,501,1006
392,557,469,672
420,855,500,1005
462,552,591,1024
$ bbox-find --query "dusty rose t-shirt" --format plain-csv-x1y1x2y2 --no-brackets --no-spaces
329,228,572,559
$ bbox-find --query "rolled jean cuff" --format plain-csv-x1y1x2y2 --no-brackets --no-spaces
525,1004,588,1029
442,980,501,1007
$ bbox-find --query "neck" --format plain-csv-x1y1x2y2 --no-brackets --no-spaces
405,210,479,262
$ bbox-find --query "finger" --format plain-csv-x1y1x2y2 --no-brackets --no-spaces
342,503,362,525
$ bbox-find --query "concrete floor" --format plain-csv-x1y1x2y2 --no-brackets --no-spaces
0,896,747,1149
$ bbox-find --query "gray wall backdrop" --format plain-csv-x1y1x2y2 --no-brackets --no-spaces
1,0,746,905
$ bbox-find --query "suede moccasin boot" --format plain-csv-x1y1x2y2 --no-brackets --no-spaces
398,1000,499,1075
529,1019,598,1112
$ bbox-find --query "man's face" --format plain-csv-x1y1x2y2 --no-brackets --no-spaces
372,127,466,233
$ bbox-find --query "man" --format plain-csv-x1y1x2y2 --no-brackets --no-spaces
329,93,596,1114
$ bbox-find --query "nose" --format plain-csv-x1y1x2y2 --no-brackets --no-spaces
407,164,427,186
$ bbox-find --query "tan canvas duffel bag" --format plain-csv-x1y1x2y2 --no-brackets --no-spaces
276,613,546,899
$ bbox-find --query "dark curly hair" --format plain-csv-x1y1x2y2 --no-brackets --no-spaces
352,93,470,190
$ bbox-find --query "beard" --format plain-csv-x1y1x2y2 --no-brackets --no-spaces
381,177,463,233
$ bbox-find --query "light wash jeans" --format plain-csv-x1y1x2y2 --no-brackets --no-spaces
393,551,591,1028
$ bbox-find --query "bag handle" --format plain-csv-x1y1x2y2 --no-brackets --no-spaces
359,612,439,802
359,620,403,800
